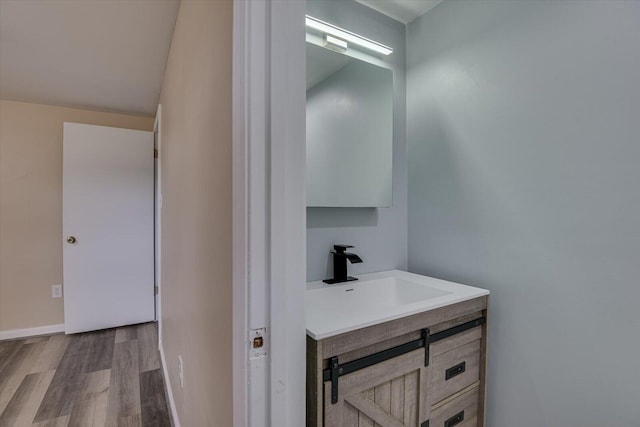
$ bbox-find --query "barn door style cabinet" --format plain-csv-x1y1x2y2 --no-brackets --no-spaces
307,296,489,427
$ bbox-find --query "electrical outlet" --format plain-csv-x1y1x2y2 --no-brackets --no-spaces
178,355,184,388
51,284,63,298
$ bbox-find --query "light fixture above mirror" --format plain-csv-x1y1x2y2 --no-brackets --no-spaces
305,15,393,56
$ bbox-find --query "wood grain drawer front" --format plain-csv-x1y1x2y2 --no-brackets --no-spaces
430,339,481,405
430,386,479,427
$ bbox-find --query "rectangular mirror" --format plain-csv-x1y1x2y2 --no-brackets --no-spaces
306,43,393,207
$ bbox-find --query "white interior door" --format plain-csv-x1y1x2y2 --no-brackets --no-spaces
63,122,154,334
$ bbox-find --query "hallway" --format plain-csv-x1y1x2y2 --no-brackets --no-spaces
0,322,170,426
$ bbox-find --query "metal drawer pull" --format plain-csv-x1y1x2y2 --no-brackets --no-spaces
444,410,464,427
445,361,466,380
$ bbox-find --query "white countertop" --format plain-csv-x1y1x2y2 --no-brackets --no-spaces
306,270,489,340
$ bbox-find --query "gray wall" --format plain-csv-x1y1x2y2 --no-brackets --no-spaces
306,0,407,281
407,1,640,426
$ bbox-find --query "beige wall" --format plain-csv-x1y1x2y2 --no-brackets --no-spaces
0,100,153,331
158,0,233,425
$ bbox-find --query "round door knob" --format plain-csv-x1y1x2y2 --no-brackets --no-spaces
66,236,77,244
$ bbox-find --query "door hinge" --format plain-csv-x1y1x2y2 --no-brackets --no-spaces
154,286,159,295
154,149,158,158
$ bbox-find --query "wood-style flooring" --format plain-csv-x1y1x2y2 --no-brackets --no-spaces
0,322,171,427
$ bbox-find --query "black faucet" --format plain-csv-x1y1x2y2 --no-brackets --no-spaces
323,244,363,284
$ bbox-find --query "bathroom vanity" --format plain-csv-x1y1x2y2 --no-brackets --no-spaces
306,270,489,427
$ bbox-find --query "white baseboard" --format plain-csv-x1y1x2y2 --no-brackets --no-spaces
0,323,65,341
159,341,181,427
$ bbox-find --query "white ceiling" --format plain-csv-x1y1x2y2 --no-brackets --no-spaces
0,0,180,116
355,0,443,24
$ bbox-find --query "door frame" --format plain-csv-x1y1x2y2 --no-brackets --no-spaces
153,104,162,339
232,0,307,425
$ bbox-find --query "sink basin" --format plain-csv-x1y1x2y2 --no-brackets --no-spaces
309,277,451,314
306,270,489,339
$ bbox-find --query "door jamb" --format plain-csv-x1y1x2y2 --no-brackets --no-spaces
153,104,162,343
232,0,307,425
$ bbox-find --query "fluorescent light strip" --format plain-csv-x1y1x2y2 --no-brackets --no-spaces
305,15,393,56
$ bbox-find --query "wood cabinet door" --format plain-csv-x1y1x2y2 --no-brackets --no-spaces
324,349,429,427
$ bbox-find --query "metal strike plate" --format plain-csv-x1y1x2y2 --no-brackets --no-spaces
253,336,264,348
249,328,267,359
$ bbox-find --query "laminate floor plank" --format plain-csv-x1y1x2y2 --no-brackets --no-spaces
29,335,70,375
136,324,159,373
114,327,137,344
0,339,15,351
31,415,70,427
33,334,93,422
117,414,141,427
105,340,141,427
67,370,111,427
0,340,23,374
0,370,56,427
0,342,44,416
1,322,168,427
139,370,170,427
85,330,116,373
24,337,49,344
